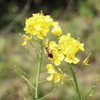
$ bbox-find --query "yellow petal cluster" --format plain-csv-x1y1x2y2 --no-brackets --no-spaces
51,25,62,36
22,35,31,45
44,33,84,65
22,11,62,45
46,64,66,84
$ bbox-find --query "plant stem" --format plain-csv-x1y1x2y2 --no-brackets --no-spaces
29,41,39,59
35,40,43,100
68,63,81,100
22,76,36,90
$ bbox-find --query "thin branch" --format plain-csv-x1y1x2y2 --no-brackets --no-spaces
20,84,27,100
22,75,36,90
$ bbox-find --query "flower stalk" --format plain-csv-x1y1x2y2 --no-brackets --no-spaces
35,40,43,100
68,63,81,100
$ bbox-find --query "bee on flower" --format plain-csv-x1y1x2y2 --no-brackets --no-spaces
44,33,84,65
44,39,64,65
45,47,53,58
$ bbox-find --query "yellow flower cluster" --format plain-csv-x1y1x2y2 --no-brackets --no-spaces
46,64,66,84
22,12,62,45
22,12,86,84
44,33,84,65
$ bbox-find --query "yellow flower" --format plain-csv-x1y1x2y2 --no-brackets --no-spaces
24,12,54,39
46,64,66,84
52,51,64,65
22,35,31,45
44,33,84,64
83,53,91,65
59,33,84,64
44,39,64,65
58,68,66,84
51,25,62,36
36,28,49,39
23,11,62,43
64,55,79,64
59,33,84,53
58,33,71,46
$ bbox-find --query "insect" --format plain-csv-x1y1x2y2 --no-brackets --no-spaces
45,47,53,58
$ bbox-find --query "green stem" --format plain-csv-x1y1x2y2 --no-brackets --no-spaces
22,76,36,90
20,84,27,100
83,86,95,100
68,63,81,100
29,41,39,59
35,40,43,100
83,75,98,100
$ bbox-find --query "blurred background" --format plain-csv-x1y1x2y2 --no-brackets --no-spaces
0,0,100,100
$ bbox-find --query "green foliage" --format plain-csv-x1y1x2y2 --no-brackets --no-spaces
78,1,94,17
87,0,100,12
